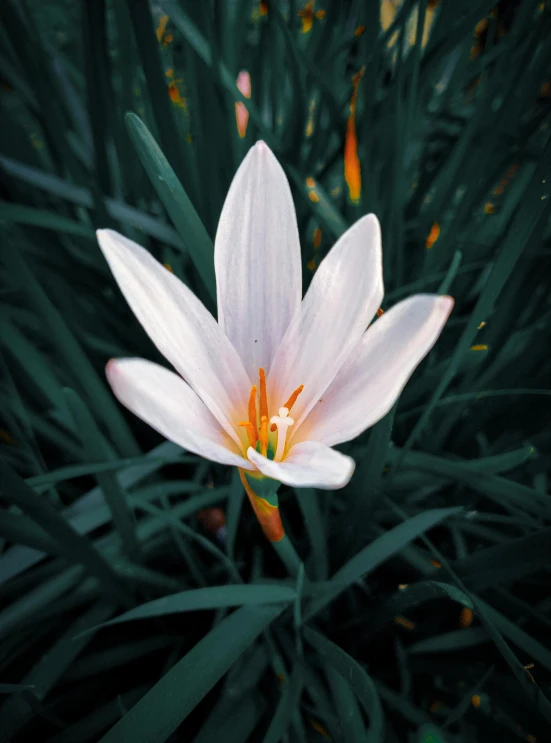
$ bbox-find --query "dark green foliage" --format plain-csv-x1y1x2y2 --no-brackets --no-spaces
1,1,550,741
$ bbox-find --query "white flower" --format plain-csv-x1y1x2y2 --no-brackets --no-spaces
97,142,453,490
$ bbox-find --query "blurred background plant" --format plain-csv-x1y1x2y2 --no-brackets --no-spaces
1,0,551,741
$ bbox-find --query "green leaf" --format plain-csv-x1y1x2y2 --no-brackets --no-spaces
325,665,367,743
0,460,131,606
305,628,384,742
4,247,139,457
262,665,303,743
305,507,463,620
78,584,296,636
64,388,142,561
125,112,216,301
0,154,185,248
97,604,284,743
0,201,95,238
0,602,113,740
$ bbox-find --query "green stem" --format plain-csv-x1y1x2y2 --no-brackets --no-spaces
271,533,303,579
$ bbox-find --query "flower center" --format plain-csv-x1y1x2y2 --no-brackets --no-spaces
238,368,304,462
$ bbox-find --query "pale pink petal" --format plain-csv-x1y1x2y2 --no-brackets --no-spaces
235,70,251,138
298,294,454,446
268,214,383,430
97,229,251,448
107,358,254,469
214,141,302,380
247,441,355,490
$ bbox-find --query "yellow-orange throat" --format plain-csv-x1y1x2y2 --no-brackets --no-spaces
238,368,304,462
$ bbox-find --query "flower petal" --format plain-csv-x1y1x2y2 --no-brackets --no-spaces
97,229,251,448
299,294,454,446
106,358,254,469
268,213,383,430
214,141,302,380
247,441,355,490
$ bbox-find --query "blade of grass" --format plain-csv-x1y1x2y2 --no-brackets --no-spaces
64,388,142,562
77,584,296,637
4,246,140,457
305,507,463,621
305,628,384,742
263,664,303,743
0,460,132,606
396,137,551,464
0,601,113,741
97,603,285,743
125,113,216,302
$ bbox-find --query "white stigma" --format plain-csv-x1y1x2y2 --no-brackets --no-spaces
270,407,295,462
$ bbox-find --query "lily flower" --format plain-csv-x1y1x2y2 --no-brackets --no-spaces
97,142,452,493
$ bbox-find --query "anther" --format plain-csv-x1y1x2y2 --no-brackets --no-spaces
283,384,304,412
259,415,269,457
247,384,258,444
238,421,257,449
258,368,269,419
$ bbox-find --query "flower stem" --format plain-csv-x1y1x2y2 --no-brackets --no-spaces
238,468,303,578
271,533,303,579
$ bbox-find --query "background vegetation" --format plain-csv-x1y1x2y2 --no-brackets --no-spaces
1,0,550,741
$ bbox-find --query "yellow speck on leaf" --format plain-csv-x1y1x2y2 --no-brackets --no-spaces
298,1,325,33
306,97,316,138
165,68,174,78
156,15,169,43
163,263,173,273
477,321,486,329
484,202,495,214
259,0,268,16
426,222,440,249
168,82,186,110
475,18,489,37
355,25,365,36
430,558,442,568
472,694,481,709
306,176,316,188
313,227,322,249
308,191,320,203
307,259,317,272
470,42,481,60
395,616,416,630
398,583,408,590
459,607,474,628
0,429,16,444
471,344,488,351
298,1,315,33
309,719,331,739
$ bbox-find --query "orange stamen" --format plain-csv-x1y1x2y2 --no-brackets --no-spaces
258,368,269,418
259,416,269,457
238,421,257,449
247,385,258,441
284,384,304,412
